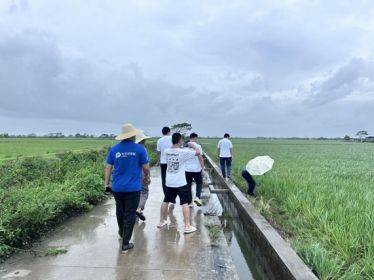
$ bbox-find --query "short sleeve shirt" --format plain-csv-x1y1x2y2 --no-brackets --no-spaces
106,140,149,192
217,138,233,158
157,135,172,164
185,142,203,172
165,148,196,188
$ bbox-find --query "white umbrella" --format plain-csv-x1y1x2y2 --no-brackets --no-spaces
246,156,274,175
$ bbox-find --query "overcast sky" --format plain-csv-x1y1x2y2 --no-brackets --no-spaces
1,0,374,137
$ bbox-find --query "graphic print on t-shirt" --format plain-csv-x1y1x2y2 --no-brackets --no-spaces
167,153,180,174
165,148,197,188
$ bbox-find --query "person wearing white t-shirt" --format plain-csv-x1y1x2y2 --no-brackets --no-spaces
157,132,202,234
217,133,233,179
185,133,205,206
156,126,172,195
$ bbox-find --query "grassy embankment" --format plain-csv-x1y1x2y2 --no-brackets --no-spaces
0,138,157,260
203,139,374,280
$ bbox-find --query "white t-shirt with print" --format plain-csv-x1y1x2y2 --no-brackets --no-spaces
217,138,233,158
185,142,203,173
165,148,197,188
157,135,172,164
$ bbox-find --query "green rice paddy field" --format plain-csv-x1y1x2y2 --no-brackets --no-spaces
0,138,115,161
203,139,374,279
1,138,373,278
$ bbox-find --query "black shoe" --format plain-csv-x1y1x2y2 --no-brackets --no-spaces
136,211,146,221
248,192,256,197
121,242,134,253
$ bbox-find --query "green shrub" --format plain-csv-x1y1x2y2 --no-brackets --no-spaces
0,142,157,260
0,148,108,259
145,141,157,165
44,247,68,256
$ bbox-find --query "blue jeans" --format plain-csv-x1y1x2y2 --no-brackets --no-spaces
219,157,232,178
241,170,256,194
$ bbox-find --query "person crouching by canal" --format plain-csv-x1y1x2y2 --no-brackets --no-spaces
104,123,150,253
135,131,151,221
157,132,201,234
185,133,205,207
241,169,256,197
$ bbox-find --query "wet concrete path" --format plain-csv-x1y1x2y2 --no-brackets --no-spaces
0,168,237,280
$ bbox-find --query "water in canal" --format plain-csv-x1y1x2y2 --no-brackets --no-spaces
202,187,264,280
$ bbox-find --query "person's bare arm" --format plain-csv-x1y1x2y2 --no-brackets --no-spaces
156,151,161,166
198,154,205,170
142,163,151,186
104,164,113,189
188,142,201,155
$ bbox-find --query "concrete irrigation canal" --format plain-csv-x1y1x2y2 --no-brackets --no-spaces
0,156,317,280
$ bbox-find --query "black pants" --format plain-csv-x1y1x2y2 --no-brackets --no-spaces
113,191,140,245
186,171,203,200
241,170,256,195
160,164,167,195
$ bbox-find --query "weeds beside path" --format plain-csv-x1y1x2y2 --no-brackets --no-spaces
0,140,157,261
0,149,108,259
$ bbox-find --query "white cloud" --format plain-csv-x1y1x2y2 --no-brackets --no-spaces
0,0,373,137
307,58,374,105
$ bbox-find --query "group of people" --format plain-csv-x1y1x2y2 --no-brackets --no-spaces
104,123,256,253
155,127,205,234
217,132,256,196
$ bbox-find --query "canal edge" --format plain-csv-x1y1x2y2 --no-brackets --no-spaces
204,153,318,280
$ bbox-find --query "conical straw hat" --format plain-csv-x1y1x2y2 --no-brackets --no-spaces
115,123,141,141
135,131,151,143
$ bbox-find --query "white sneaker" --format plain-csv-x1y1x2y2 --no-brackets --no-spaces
157,220,168,228
194,198,202,206
184,225,197,234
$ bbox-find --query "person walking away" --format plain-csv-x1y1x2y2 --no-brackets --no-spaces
185,133,205,207
135,131,151,221
157,127,172,195
241,169,256,196
157,133,201,234
104,123,150,253
217,133,233,179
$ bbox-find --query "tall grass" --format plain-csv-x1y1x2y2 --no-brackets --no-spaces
203,139,374,279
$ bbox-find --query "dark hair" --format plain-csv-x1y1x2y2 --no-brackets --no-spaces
224,133,230,138
172,132,182,144
162,126,170,135
190,132,198,139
